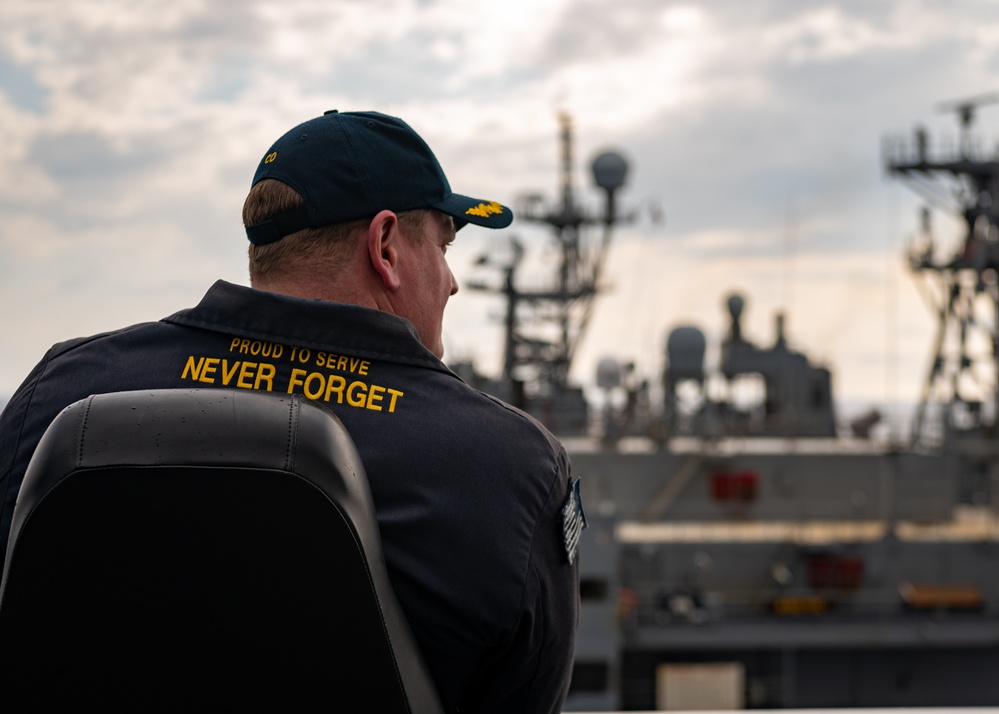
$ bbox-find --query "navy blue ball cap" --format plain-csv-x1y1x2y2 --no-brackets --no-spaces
246,110,513,245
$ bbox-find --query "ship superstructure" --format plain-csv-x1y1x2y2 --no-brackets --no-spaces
458,106,999,711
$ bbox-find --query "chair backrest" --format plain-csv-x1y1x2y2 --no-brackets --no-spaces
0,388,443,713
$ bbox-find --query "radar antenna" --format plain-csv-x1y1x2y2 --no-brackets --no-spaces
937,92,999,157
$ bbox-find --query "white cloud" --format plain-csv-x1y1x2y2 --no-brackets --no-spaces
760,6,912,64
2,0,998,422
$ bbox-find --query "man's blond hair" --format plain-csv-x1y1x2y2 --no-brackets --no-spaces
243,179,438,284
243,180,366,284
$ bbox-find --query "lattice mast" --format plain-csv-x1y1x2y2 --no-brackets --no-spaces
885,93,999,447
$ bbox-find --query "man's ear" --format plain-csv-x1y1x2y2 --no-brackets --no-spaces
366,210,402,290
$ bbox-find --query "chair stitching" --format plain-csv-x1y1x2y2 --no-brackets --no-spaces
76,396,95,468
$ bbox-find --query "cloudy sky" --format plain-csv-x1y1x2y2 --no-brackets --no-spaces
3,0,999,428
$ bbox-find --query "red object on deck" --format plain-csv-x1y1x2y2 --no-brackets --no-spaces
808,554,864,590
709,471,759,502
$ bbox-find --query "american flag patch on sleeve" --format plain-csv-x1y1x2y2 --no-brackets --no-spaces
561,478,587,564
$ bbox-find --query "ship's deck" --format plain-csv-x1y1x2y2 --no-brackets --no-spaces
562,435,921,456
576,710,999,714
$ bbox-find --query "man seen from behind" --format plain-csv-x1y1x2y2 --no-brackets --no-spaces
0,110,579,713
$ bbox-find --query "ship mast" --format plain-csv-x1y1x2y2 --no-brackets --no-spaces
885,93,999,448
467,114,630,431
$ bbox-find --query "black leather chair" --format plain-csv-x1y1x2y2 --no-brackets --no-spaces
0,389,443,713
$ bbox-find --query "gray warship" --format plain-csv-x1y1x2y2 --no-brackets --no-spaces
454,104,999,710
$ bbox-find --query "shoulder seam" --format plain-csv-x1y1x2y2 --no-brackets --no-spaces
0,347,55,536
47,322,159,359
511,440,565,628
